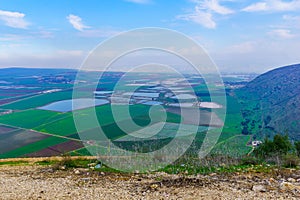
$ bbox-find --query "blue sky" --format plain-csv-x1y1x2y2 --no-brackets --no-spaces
0,0,300,73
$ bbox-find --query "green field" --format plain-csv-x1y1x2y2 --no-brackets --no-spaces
0,90,73,110
220,95,243,133
0,68,254,159
69,147,92,156
212,135,252,156
35,104,181,138
0,93,249,158
0,109,66,129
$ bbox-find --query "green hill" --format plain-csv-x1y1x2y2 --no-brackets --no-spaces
236,64,300,140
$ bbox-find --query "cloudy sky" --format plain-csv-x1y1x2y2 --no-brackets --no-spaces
0,0,300,73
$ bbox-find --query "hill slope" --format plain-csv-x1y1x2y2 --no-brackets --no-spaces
236,64,300,140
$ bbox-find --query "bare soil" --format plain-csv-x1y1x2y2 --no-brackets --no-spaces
1,163,300,199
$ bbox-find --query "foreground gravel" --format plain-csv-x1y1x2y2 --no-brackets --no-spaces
0,165,300,200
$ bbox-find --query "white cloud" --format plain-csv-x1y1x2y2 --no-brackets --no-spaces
0,34,24,41
124,0,151,4
67,14,90,31
283,14,299,20
0,10,29,29
242,2,267,12
177,6,216,29
242,0,300,12
200,0,234,15
268,29,296,39
282,14,300,25
177,0,234,29
66,14,119,37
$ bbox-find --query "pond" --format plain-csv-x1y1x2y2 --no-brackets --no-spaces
38,98,109,112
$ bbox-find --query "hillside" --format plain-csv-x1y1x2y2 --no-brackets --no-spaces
236,64,300,140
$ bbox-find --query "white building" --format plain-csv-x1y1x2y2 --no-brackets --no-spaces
252,141,262,147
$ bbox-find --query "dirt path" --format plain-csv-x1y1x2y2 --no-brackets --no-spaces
1,164,299,199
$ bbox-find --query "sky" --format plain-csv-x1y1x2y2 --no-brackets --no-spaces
0,0,300,73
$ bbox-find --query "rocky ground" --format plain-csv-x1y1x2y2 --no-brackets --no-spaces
1,165,300,199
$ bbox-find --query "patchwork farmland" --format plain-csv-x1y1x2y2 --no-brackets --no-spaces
0,68,252,159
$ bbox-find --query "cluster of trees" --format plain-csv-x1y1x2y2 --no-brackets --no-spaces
253,134,300,167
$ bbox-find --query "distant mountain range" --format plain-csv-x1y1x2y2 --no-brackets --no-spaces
236,64,300,140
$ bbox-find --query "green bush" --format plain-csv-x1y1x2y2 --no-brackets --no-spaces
294,141,300,157
254,134,292,158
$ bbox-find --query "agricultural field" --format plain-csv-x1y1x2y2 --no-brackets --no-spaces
25,140,84,157
0,90,73,110
0,136,69,159
0,109,66,129
0,68,76,106
0,128,49,154
0,68,254,159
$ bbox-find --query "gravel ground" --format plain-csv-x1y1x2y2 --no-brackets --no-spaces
0,165,300,200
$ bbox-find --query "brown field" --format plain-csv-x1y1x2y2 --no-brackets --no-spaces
0,125,16,134
0,130,49,154
25,140,84,157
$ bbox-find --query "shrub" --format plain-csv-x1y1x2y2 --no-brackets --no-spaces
273,134,292,154
53,154,76,170
282,153,300,168
240,156,261,165
294,141,300,157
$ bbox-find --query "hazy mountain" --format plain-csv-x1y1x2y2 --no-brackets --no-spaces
0,68,76,76
236,64,300,140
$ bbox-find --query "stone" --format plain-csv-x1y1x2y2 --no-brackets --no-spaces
279,178,286,183
269,178,276,183
150,184,159,190
41,168,54,173
95,164,101,169
74,169,81,175
287,178,296,183
87,163,96,167
80,178,91,182
59,165,66,170
263,179,271,185
280,182,300,191
252,185,267,192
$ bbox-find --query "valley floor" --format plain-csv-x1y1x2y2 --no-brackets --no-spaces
0,164,300,199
